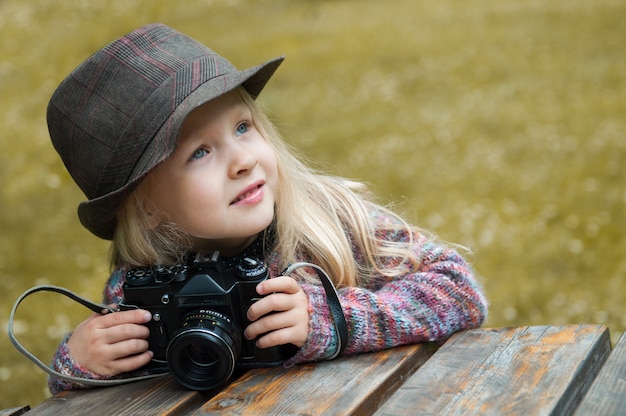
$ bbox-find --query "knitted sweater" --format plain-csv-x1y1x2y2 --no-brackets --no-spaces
49,211,488,394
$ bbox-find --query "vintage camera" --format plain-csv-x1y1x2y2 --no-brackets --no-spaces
119,252,297,390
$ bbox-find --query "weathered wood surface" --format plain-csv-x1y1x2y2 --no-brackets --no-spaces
0,407,30,416
17,325,622,415
374,325,611,416
575,331,626,416
194,343,435,415
23,376,212,416
21,343,434,416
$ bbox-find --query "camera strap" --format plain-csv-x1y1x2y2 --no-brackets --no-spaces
8,263,348,388
281,262,349,359
8,285,168,387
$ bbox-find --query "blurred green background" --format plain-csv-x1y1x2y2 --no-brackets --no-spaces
1,0,625,409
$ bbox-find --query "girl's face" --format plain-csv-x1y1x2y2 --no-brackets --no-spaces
144,90,278,255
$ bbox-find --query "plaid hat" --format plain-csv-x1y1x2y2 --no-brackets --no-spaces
47,23,283,240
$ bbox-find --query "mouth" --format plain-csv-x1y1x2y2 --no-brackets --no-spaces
231,182,264,205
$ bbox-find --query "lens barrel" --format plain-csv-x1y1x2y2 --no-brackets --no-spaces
166,310,241,390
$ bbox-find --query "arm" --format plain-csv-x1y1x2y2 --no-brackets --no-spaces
284,235,488,366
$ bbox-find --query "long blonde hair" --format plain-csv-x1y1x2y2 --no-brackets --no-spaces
111,88,422,287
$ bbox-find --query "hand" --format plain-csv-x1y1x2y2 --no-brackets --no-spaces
66,308,153,377
244,275,309,349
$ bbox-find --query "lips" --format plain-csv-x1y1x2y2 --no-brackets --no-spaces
231,181,264,205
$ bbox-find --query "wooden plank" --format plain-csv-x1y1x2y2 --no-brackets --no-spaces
194,343,437,415
574,331,626,415
23,376,213,416
374,325,611,416
0,407,30,416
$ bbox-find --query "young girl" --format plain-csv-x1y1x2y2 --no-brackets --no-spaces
47,23,488,394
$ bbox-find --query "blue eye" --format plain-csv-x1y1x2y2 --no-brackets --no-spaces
190,148,208,161
236,122,249,136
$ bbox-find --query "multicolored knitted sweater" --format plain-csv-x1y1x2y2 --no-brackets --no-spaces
49,210,488,394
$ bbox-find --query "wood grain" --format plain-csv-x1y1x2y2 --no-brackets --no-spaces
23,376,212,416
574,331,626,415
0,407,30,416
194,343,436,415
18,325,620,415
374,325,611,416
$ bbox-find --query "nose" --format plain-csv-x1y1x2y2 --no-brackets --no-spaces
227,141,257,178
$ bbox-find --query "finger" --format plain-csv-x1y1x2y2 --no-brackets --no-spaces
255,327,305,349
247,292,294,321
256,275,301,295
103,323,151,345
99,309,153,329
245,310,292,339
108,337,151,361
102,350,154,376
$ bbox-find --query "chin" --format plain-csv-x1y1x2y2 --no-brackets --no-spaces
249,216,275,235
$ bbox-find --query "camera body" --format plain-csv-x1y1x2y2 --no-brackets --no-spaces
119,253,296,390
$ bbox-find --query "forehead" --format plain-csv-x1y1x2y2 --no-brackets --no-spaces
178,90,247,138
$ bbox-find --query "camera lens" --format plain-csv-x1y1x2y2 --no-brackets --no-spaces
167,310,241,390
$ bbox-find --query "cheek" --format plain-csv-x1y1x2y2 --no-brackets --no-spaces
148,180,198,224
259,146,279,180
149,184,178,214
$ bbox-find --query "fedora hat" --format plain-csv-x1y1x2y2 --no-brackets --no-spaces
47,23,283,240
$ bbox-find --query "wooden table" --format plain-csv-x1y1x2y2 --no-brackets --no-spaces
5,325,625,416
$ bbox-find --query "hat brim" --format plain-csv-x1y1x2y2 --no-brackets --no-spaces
78,56,284,240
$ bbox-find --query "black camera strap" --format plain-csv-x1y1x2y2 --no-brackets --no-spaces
8,263,348,388
281,262,349,359
8,285,168,387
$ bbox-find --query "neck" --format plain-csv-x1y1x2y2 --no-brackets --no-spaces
191,234,259,257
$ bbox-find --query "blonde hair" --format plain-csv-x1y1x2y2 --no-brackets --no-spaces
111,88,422,287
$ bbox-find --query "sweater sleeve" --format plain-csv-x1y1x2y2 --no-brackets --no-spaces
47,269,127,394
284,234,488,366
